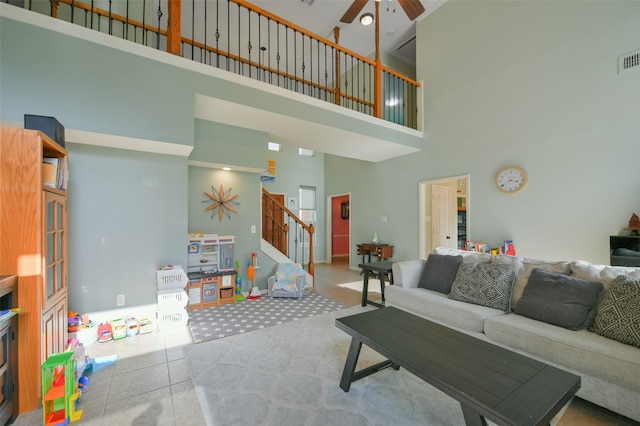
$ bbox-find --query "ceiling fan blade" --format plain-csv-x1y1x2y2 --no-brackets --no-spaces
340,0,369,23
397,0,426,21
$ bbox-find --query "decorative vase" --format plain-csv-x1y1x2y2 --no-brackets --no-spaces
372,232,378,244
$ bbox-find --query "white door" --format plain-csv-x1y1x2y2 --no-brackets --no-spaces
432,185,452,249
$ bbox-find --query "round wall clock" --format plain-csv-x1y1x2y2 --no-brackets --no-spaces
496,166,527,194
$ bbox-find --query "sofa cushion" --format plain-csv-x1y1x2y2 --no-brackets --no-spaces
491,255,571,306
515,269,603,330
570,260,640,291
484,313,640,394
385,285,507,333
448,263,516,311
590,275,640,348
435,247,491,263
418,254,463,294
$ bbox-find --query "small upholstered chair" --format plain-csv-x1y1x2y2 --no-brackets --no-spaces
268,263,306,299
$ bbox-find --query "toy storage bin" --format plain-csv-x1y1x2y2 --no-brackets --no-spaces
157,309,189,330
156,266,188,290
157,289,189,310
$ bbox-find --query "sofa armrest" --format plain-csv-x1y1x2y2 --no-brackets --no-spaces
392,259,425,288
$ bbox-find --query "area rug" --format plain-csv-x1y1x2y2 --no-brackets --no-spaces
185,306,572,426
337,278,382,293
188,291,348,343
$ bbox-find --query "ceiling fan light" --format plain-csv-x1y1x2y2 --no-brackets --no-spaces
360,13,374,26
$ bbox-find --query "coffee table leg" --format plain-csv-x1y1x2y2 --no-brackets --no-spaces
340,337,363,392
460,404,488,426
361,271,369,307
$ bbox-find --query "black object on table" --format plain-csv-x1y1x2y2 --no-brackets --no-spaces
358,261,394,308
336,307,581,426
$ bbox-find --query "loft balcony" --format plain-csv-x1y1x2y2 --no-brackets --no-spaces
2,0,423,162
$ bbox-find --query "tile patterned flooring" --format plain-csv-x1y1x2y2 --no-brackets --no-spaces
12,257,638,425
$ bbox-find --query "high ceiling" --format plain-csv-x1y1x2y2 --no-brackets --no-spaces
251,0,447,66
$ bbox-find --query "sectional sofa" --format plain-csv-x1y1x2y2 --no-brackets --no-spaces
385,247,640,422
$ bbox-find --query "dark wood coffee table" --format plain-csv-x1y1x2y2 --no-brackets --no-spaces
336,307,580,426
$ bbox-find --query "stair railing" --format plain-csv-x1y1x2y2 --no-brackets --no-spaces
262,188,314,276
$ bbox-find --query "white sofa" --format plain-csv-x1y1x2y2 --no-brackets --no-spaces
386,247,640,422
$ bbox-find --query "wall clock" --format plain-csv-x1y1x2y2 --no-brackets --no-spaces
496,166,527,194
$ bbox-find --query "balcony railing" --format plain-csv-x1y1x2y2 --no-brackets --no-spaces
12,0,420,129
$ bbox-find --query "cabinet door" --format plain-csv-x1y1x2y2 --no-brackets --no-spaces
42,298,67,362
44,192,67,305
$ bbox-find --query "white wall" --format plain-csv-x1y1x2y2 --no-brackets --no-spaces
326,0,640,264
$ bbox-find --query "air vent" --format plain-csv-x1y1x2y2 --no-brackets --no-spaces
618,49,640,74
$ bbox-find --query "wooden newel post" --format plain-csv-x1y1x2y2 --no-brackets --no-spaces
334,27,341,107
166,0,181,55
374,0,382,118
308,224,315,279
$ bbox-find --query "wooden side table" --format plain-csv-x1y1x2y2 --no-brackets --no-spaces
357,243,393,263
358,261,394,308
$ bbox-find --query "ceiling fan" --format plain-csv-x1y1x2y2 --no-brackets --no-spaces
340,0,426,23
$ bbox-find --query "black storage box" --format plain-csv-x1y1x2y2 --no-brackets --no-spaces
24,115,65,148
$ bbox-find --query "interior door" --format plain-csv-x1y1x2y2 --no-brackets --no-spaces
262,193,286,253
432,185,452,249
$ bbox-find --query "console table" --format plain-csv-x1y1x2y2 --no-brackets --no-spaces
356,243,393,263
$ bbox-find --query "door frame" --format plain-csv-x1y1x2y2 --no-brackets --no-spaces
419,175,470,259
326,192,351,265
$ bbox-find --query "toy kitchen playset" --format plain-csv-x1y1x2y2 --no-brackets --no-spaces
186,234,237,310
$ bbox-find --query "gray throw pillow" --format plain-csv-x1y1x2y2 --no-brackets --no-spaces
448,263,516,311
590,275,640,348
418,254,463,294
515,268,604,330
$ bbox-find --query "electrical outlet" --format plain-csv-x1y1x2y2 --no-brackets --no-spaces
117,294,125,306
251,225,256,234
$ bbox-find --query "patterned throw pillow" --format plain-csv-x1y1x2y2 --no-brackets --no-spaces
448,263,517,311
590,275,640,348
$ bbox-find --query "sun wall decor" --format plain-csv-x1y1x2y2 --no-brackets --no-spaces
203,184,239,221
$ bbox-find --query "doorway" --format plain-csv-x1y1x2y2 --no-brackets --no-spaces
419,175,470,259
326,193,351,265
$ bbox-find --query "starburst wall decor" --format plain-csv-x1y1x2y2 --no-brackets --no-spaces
203,184,239,221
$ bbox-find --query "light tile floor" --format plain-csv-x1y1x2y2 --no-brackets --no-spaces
12,257,639,425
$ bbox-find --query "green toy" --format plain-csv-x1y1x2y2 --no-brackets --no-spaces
235,260,245,300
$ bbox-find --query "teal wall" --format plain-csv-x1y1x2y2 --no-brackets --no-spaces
326,0,640,264
66,143,188,313
0,6,331,314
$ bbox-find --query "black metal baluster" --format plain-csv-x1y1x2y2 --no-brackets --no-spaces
204,0,207,64
276,23,281,87
258,13,261,81
268,18,272,84
301,33,305,95
248,10,252,78
156,2,162,49
237,2,241,74
285,26,289,89
294,29,297,92
215,0,220,67
226,0,230,71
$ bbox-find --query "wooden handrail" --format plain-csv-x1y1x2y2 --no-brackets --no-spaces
262,188,314,277
50,0,421,128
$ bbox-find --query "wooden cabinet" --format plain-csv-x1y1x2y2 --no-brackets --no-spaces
0,127,68,414
0,275,18,425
